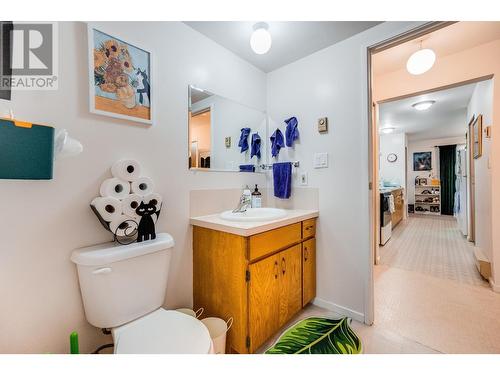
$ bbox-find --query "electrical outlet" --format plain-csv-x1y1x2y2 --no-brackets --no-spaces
224,137,231,148
299,172,308,186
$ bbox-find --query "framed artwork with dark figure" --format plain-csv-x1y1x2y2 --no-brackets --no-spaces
472,114,483,159
0,21,13,101
413,151,432,171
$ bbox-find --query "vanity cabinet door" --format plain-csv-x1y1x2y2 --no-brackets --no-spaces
278,244,303,326
302,238,316,306
248,253,280,352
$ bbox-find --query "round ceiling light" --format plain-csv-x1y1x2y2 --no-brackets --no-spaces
406,47,436,75
412,100,436,111
380,127,396,134
250,22,272,55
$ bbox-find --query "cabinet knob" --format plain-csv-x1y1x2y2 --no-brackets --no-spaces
304,247,308,261
281,257,286,275
274,261,278,279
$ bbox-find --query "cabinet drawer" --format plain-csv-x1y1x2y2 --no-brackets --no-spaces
249,223,302,261
302,218,316,239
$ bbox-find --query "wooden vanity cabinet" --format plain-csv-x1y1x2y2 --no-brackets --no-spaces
193,218,317,354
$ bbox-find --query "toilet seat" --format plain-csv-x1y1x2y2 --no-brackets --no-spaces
112,308,212,354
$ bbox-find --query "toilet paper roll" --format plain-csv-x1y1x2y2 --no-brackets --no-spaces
131,176,154,196
143,192,162,211
109,215,138,237
91,197,122,222
122,194,143,217
100,177,130,199
111,159,142,182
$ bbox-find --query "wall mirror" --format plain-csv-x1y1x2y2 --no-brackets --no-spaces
188,85,267,172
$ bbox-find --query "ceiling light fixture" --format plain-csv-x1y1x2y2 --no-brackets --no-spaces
250,22,272,55
412,100,436,111
406,40,436,75
380,127,396,134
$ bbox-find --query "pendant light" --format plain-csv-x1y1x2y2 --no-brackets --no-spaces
250,22,272,55
406,40,436,75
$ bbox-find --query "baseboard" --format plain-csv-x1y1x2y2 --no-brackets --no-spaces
489,278,500,293
312,297,365,323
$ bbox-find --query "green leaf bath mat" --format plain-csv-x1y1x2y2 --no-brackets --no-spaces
265,317,362,354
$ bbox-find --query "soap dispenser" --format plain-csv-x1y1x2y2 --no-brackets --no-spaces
251,184,262,208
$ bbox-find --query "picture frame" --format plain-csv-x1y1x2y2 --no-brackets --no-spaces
472,114,483,159
413,151,432,171
87,24,154,124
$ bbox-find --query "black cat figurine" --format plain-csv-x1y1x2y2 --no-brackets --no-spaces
135,200,159,242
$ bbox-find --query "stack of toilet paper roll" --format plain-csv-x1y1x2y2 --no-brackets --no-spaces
91,159,163,237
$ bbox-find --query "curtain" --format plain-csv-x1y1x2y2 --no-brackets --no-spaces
439,145,457,215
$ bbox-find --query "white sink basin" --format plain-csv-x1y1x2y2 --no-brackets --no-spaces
220,208,287,222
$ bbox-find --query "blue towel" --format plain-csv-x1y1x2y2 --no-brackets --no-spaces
270,129,285,157
273,162,292,199
285,116,299,147
238,127,251,153
250,133,261,159
239,164,255,172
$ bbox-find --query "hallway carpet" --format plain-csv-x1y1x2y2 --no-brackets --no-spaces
379,215,487,286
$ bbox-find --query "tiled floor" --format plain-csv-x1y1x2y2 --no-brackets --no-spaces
259,215,500,354
380,214,487,286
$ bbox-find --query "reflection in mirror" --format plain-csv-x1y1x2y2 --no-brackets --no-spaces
188,85,267,172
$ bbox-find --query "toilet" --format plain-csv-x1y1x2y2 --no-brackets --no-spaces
71,233,212,354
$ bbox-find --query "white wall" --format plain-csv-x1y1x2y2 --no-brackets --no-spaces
467,80,493,262
379,133,406,189
406,136,466,204
266,22,422,322
191,94,266,170
0,21,267,354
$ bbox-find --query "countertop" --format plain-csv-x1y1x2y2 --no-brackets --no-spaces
190,209,319,237
380,186,403,193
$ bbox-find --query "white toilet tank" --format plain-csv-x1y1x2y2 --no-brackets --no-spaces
71,233,175,328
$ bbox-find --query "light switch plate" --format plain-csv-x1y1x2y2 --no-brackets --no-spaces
313,152,328,168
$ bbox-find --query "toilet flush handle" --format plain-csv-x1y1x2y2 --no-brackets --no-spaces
92,267,112,275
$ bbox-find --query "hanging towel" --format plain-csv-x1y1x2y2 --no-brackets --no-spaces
285,116,299,147
238,127,251,153
250,133,261,159
270,129,285,157
239,164,255,172
273,162,292,199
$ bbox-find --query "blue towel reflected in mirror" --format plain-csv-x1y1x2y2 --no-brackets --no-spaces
239,164,255,172
238,127,251,153
270,129,285,157
250,133,261,159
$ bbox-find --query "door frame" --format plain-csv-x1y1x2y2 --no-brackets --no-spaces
365,21,453,325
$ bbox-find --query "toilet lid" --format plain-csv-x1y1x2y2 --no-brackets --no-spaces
113,309,212,354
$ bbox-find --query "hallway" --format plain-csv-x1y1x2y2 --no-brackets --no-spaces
379,215,487,286
375,215,500,353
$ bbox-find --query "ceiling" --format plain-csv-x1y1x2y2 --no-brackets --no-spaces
184,21,381,72
379,82,477,142
373,22,500,76
190,87,213,104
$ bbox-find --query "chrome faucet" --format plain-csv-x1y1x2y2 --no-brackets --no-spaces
232,188,252,213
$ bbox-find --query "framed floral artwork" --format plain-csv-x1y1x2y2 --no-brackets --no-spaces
88,25,153,124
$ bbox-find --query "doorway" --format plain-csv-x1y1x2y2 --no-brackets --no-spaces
366,21,499,353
